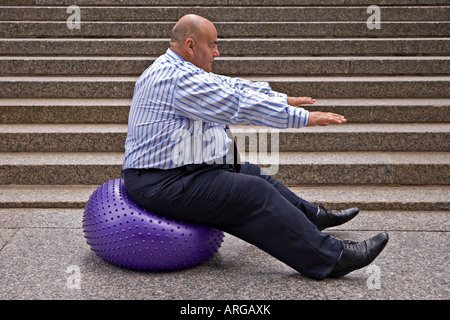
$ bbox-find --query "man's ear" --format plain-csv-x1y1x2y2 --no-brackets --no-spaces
185,38,195,55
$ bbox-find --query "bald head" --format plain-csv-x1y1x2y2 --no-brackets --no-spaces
170,14,212,46
169,14,220,72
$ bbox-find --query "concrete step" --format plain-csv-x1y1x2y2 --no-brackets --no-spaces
0,76,137,99
255,76,450,99
1,6,447,22
218,56,450,76
1,76,449,99
0,152,123,185
2,98,449,124
261,152,450,186
2,56,449,76
305,98,450,124
0,151,448,185
0,124,127,152
0,98,131,124
291,185,450,211
0,184,96,208
232,123,450,152
1,123,449,152
1,21,448,38
2,38,447,57
17,0,450,7
0,183,447,211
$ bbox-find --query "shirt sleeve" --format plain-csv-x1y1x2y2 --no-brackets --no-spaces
216,74,288,100
172,71,309,129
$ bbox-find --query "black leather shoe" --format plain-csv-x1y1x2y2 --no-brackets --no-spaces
328,232,389,278
313,202,360,230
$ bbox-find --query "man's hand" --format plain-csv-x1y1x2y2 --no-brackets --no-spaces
287,96,316,106
287,97,346,126
306,111,347,127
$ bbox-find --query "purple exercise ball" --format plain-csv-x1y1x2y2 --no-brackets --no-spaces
83,178,224,271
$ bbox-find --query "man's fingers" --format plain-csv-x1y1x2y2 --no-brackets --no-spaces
330,114,347,124
288,96,316,106
306,112,347,126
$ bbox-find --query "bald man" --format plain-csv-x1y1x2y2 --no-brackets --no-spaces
122,14,388,279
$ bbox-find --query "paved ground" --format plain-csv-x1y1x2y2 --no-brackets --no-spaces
0,208,448,302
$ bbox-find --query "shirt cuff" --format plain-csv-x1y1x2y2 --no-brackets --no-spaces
287,106,309,128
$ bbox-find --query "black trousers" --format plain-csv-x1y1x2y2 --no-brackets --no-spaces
123,162,342,279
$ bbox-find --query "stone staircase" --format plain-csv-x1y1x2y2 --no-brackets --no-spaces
0,0,449,213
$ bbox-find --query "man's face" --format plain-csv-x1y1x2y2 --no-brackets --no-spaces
191,25,220,73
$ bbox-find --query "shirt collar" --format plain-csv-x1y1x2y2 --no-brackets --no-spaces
165,48,208,75
166,48,185,62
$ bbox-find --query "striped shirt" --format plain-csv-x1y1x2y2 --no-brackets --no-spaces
123,48,309,170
